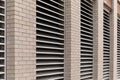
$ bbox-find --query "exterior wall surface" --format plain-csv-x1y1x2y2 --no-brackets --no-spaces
5,0,120,80
93,0,104,80
64,0,80,80
110,0,117,80
6,0,36,80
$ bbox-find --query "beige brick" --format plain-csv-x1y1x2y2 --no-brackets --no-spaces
110,0,117,80
7,0,36,80
64,0,80,80
93,0,104,80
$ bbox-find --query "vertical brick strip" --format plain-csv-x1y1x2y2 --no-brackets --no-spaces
7,0,15,79
110,0,117,80
6,0,36,80
64,0,71,80
64,0,80,80
93,0,104,80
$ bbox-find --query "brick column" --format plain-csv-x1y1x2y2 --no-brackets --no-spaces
93,0,104,80
6,0,36,80
110,0,117,80
64,0,80,80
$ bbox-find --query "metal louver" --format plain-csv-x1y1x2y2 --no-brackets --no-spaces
117,15,120,79
0,0,5,80
80,0,93,80
36,0,64,80
103,10,110,80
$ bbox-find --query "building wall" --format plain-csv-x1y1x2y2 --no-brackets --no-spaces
64,0,80,80
93,0,104,80
5,0,120,80
6,0,36,80
110,0,117,80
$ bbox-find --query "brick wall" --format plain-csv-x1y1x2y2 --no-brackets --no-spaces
6,0,36,80
64,0,80,80
110,0,117,80
93,0,104,80
5,0,120,80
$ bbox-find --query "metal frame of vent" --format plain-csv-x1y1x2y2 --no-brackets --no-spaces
103,9,110,80
0,0,6,80
117,15,120,79
36,0,65,80
80,0,93,79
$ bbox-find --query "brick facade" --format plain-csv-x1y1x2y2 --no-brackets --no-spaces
64,0,80,80
5,0,120,80
93,0,104,80
6,0,36,80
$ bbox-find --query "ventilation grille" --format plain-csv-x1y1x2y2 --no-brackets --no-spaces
103,10,110,80
117,16,120,79
80,0,93,80
0,0,5,80
36,0,64,80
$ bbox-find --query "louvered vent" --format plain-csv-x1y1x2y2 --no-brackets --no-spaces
80,0,93,80
0,0,5,80
36,0,64,80
117,15,120,79
103,10,110,80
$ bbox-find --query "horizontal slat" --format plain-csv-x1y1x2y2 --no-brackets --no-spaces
38,0,64,12
37,22,64,31
0,13,4,16
81,6,92,13
36,52,64,55
51,0,64,7
36,40,64,45
36,72,64,77
37,11,63,21
36,67,64,71
37,17,64,26
0,21,4,23
37,5,63,16
36,57,64,60
37,76,64,80
0,6,4,9
37,28,64,36
36,62,64,66
36,46,64,50
37,34,64,40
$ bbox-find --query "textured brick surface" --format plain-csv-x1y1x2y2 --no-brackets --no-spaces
6,0,120,80
93,0,104,80
6,0,36,80
64,0,80,80
110,0,117,80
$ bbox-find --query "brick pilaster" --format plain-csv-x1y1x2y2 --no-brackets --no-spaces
93,0,104,80
64,0,80,80
6,0,36,80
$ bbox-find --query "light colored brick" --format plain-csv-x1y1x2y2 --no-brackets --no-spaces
7,0,36,80
64,0,80,80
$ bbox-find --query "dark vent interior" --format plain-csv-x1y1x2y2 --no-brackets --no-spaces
80,0,93,80
103,10,110,80
117,15,120,79
0,0,5,79
36,0,64,80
